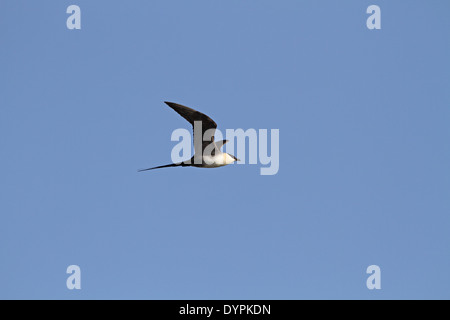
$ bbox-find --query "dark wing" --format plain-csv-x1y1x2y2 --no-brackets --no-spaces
164,101,217,152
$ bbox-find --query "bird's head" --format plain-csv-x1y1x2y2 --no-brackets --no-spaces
226,153,240,164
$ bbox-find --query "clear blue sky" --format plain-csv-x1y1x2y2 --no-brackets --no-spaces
1,0,449,299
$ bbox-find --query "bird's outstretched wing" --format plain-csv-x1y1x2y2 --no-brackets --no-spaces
215,140,229,150
164,101,217,152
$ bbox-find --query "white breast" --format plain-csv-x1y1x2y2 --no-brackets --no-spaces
203,153,234,167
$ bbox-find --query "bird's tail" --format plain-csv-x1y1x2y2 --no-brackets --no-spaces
138,162,184,172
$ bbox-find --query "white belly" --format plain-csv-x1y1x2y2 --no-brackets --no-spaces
203,154,231,167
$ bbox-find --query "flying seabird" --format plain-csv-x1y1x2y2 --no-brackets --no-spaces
139,102,240,172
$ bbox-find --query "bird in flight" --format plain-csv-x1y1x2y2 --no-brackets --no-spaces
139,102,239,172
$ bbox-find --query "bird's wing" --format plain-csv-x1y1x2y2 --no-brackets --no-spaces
215,140,229,150
164,101,217,152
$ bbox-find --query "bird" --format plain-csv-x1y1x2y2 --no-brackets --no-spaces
139,101,240,172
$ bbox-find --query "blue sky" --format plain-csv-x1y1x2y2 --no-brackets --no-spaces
1,0,449,299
